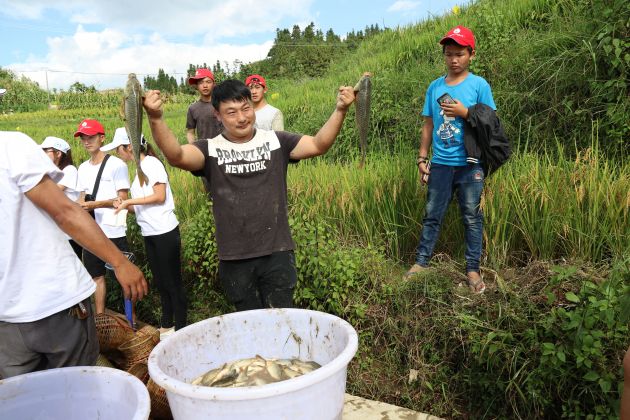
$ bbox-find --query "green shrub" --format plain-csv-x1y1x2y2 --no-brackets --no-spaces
290,214,380,324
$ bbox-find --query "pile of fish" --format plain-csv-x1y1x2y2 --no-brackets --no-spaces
191,355,321,388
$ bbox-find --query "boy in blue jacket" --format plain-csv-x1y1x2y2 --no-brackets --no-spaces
405,25,496,293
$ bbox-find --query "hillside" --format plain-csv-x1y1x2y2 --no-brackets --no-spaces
264,0,629,158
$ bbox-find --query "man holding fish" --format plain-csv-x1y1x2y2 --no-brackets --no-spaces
143,79,356,311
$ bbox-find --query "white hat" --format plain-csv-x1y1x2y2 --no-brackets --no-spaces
41,136,71,153
101,127,130,152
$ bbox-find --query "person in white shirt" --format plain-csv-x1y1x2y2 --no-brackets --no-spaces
41,136,83,258
104,128,186,337
75,119,131,315
245,74,284,131
0,131,147,379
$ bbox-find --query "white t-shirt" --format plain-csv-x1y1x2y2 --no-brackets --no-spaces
58,165,81,240
59,165,81,202
130,156,179,236
254,104,284,131
78,155,130,238
0,131,95,323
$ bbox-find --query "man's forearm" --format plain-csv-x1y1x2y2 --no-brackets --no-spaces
311,108,348,155
149,117,185,166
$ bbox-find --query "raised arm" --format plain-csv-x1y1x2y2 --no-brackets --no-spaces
289,86,355,160
143,90,206,171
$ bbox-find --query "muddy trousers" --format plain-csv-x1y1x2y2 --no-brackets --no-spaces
0,297,98,379
219,251,297,312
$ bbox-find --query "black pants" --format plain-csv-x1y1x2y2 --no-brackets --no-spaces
144,226,187,330
69,239,82,259
219,251,297,312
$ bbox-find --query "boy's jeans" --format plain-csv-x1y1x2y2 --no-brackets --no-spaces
415,163,484,272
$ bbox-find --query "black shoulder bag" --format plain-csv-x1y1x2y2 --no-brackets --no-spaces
84,154,110,218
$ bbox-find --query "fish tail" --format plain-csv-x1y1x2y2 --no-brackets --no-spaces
138,167,149,187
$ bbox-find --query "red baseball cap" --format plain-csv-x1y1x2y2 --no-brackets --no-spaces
74,119,105,137
188,68,215,85
245,74,267,89
439,25,475,49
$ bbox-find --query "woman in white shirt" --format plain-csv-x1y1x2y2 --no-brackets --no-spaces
41,136,82,258
104,128,186,337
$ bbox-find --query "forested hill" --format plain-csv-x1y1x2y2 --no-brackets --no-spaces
260,0,628,157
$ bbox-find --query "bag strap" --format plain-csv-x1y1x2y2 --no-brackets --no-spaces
91,154,111,199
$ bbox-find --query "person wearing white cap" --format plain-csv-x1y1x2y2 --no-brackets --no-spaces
41,136,82,258
105,128,186,336
75,119,131,315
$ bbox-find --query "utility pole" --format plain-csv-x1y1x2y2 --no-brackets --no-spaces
45,69,50,105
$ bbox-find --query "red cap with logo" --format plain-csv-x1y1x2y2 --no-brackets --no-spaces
439,25,475,49
188,68,215,85
245,74,267,89
74,119,105,137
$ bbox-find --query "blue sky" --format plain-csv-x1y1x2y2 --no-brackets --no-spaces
0,0,464,90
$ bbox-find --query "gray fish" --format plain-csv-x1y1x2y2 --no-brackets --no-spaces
353,72,372,168
192,355,321,388
122,73,149,186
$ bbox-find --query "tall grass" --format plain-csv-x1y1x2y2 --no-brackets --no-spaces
287,138,629,265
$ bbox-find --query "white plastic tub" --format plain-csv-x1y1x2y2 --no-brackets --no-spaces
148,308,358,420
0,366,150,420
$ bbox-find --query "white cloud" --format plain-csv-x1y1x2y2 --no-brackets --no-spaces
7,26,273,90
0,0,317,90
1,0,313,38
387,1,421,12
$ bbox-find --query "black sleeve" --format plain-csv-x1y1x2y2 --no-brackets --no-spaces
186,104,196,130
191,139,209,178
275,131,302,164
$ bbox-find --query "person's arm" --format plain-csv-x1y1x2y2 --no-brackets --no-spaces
289,86,355,160
271,110,284,131
56,184,67,191
25,175,148,301
186,128,196,144
418,116,433,183
144,90,205,171
115,183,166,213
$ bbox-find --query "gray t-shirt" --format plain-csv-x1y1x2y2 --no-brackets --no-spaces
186,100,223,140
192,129,301,260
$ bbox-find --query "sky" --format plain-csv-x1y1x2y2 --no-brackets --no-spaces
0,0,463,91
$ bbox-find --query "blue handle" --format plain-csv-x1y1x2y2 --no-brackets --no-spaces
124,298,134,329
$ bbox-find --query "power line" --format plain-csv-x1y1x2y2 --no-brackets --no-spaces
10,69,188,76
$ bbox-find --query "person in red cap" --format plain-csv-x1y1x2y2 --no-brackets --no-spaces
143,79,355,311
186,68,223,144
74,119,132,314
245,74,284,131
405,25,497,294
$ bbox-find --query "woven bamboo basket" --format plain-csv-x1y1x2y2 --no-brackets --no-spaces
94,353,115,368
127,361,149,384
137,324,160,344
94,313,135,351
147,378,172,419
118,328,159,370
